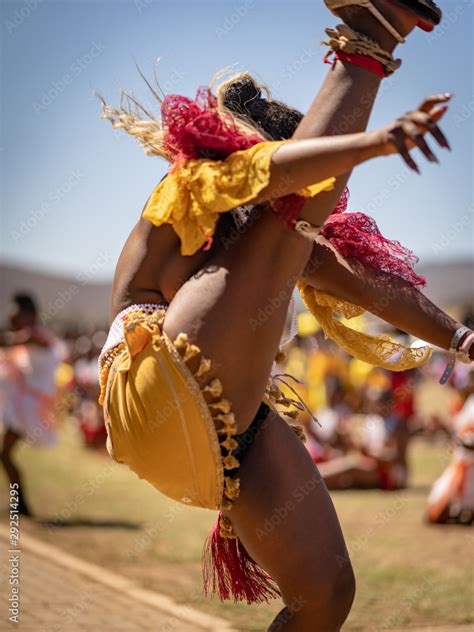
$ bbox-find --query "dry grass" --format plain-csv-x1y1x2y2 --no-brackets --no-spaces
0,422,472,631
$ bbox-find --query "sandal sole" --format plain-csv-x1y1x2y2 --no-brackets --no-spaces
392,0,442,26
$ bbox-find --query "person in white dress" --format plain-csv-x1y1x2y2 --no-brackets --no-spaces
0,294,61,516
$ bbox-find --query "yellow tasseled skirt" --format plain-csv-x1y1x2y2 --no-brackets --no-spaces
100,308,240,511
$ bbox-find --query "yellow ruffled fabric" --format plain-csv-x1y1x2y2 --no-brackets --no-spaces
142,140,335,255
297,281,432,371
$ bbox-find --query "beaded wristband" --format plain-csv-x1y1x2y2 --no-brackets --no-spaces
335,51,387,78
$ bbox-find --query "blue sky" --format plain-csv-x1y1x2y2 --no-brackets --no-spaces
1,0,473,282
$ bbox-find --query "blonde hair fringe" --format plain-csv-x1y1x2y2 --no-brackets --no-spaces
98,67,270,162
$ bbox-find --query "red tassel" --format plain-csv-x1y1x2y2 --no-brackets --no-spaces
202,513,281,604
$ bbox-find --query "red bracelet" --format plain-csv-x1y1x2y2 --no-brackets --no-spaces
334,52,388,78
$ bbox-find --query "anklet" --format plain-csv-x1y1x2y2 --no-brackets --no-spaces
322,24,402,76
324,0,406,44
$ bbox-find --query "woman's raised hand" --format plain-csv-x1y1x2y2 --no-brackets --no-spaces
375,93,452,172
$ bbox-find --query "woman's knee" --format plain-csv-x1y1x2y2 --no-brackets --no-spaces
283,558,356,630
331,558,356,625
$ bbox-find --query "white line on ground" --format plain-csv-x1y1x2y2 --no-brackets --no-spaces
388,628,473,632
0,524,236,632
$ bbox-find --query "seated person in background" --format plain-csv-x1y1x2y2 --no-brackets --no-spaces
317,390,408,490
427,375,474,525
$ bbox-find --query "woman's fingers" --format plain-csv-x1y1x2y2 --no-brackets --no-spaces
419,93,452,113
381,94,452,168
407,110,451,150
391,128,419,173
428,107,451,149
401,121,439,163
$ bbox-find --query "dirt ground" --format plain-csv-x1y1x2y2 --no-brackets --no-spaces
0,423,472,631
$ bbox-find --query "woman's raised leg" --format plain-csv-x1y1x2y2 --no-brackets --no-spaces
164,1,423,433
294,0,418,224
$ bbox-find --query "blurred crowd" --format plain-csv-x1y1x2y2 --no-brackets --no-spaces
1,293,473,523
279,327,473,492
55,328,108,448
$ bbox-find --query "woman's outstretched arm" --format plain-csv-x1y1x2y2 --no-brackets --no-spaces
301,242,471,355
253,94,450,222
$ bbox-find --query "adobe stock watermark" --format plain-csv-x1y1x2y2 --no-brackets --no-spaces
47,589,94,632
255,470,325,540
132,65,187,109
372,574,436,631
40,252,112,324
134,0,154,14
4,0,45,35
453,95,474,128
431,210,472,255
270,595,307,630
249,275,297,333
108,64,187,147
8,483,21,624
271,43,319,92
426,1,468,44
11,170,84,243
47,462,115,531
33,42,107,114
336,493,408,568
363,167,411,215
126,502,186,561
216,0,255,39
162,66,187,93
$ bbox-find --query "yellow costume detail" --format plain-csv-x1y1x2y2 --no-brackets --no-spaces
101,309,240,511
297,282,432,370
142,140,335,255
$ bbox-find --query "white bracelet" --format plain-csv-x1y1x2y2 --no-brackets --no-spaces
439,326,472,385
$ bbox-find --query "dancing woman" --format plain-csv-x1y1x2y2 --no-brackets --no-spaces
98,1,473,629
0,294,59,517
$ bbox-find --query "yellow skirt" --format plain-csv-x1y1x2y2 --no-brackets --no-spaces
101,308,240,511
99,308,309,604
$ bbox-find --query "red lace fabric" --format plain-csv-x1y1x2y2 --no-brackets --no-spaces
162,87,263,162
323,187,425,288
162,89,424,288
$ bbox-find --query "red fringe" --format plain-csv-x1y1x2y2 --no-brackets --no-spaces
271,194,307,228
323,210,426,288
162,87,262,162
202,513,281,605
161,86,425,289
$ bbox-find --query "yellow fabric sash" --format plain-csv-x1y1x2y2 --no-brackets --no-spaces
297,281,432,370
141,141,430,372
142,140,335,255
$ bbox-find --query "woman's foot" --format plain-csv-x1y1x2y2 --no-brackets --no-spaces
324,0,423,51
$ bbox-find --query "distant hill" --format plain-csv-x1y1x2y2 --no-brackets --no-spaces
417,260,473,308
1,259,472,331
0,263,112,331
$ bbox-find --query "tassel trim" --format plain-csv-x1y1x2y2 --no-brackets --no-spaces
265,372,320,431
202,513,281,604
172,333,240,509
264,371,321,444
